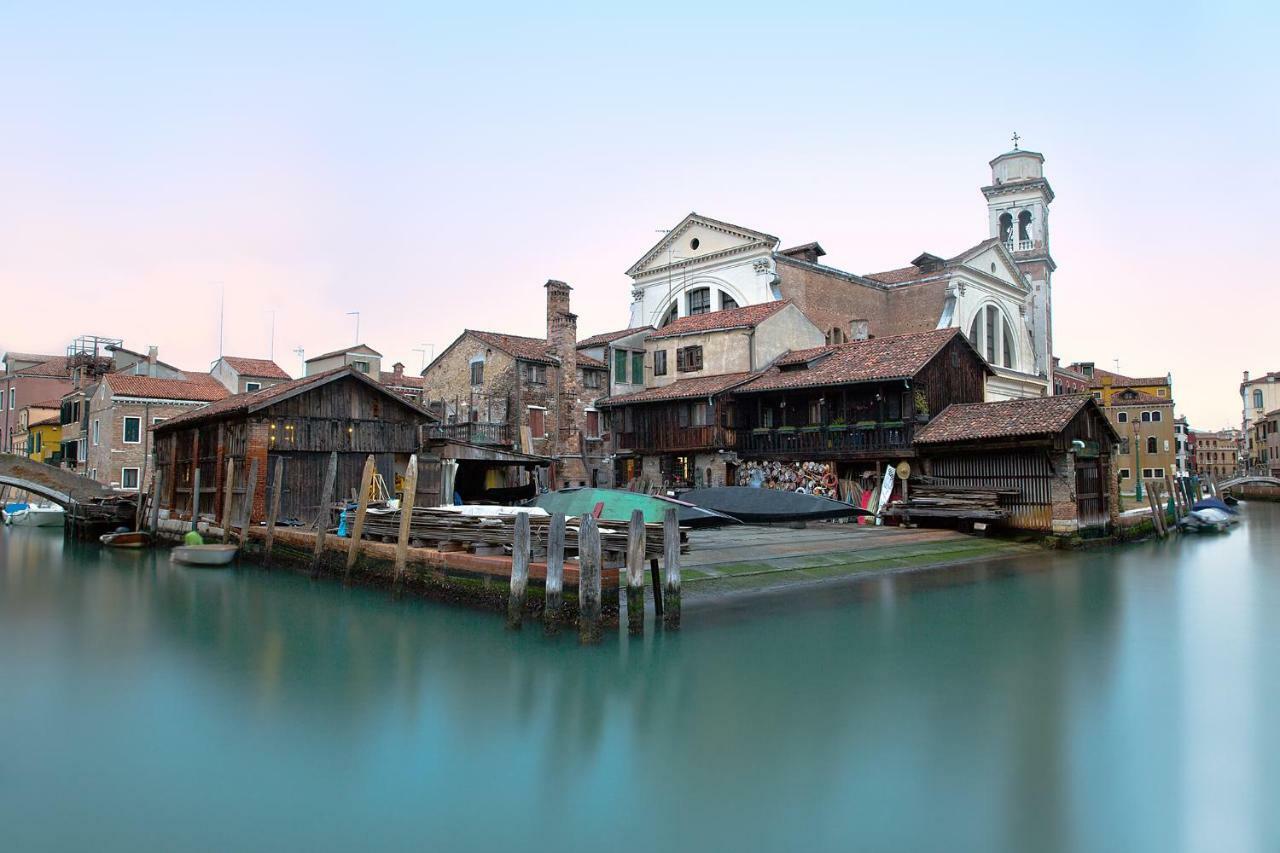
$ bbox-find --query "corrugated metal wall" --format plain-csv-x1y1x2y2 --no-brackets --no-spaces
930,451,1054,531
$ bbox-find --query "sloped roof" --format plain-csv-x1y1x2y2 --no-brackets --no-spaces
577,327,652,349
626,212,780,277
153,367,434,432
737,328,985,393
452,330,607,370
382,372,424,389
220,356,291,380
596,372,758,407
649,301,790,340
304,343,383,363
915,395,1116,444
1108,388,1174,406
9,356,71,378
28,414,61,428
1068,365,1170,388
104,373,230,402
864,238,1004,286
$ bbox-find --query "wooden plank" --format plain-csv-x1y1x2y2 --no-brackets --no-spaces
238,456,260,548
345,454,377,582
148,468,163,533
393,453,419,589
220,457,236,544
662,507,681,630
311,451,338,577
543,512,565,634
578,513,602,644
626,508,646,635
264,456,283,567
508,510,530,629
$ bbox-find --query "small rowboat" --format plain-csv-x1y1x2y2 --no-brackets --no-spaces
171,544,239,567
100,531,152,548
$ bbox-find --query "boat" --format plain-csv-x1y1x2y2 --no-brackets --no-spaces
3,502,66,527
100,530,153,548
1179,507,1235,534
528,488,737,527
1193,497,1239,516
2,501,29,521
170,544,239,567
676,486,872,524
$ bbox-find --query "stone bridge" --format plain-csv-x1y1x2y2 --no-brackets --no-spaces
0,453,117,507
1218,475,1280,490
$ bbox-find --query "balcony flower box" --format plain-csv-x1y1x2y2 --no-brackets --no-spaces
775,426,797,434
882,420,904,429
752,428,773,436
854,421,878,430
800,425,823,433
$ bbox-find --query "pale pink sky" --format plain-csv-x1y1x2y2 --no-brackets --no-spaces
2,4,1275,428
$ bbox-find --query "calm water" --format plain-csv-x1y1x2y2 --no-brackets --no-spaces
3,507,1279,853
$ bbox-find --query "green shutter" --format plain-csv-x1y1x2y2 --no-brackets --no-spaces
631,352,644,384
614,349,627,381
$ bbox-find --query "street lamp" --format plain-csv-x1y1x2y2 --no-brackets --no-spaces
1132,421,1144,501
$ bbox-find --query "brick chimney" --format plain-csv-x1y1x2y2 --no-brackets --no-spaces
147,346,158,377
392,362,405,382
850,320,870,341
545,280,582,480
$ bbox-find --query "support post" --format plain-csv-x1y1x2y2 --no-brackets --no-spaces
508,510,530,629
345,454,376,583
238,456,260,549
578,513,602,644
311,451,338,578
662,507,681,630
393,453,419,590
148,469,163,533
626,509,646,635
543,512,565,634
190,468,201,532
650,558,664,619
264,456,283,567
220,457,236,544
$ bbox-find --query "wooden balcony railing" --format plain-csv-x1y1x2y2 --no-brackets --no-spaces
427,421,512,446
615,425,726,453
736,422,913,458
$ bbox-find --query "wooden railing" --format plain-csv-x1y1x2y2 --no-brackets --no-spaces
736,423,913,457
615,425,726,453
427,421,512,446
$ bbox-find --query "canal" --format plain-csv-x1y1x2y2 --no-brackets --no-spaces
3,505,1278,852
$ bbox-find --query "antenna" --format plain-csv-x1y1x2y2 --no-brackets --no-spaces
218,285,225,358
347,311,360,344
414,344,434,372
294,346,305,377
267,310,276,361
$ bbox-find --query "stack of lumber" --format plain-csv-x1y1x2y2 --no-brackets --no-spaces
357,507,675,557
887,482,1014,520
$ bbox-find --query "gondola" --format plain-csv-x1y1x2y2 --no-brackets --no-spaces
676,486,872,524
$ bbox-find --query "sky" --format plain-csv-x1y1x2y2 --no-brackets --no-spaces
2,1,1276,428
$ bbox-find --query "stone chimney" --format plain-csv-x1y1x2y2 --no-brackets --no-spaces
147,346,158,377
392,362,405,382
850,320,870,341
545,280,582,482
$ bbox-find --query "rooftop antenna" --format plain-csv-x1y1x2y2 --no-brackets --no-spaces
347,311,360,344
1113,357,1120,373
218,284,225,358
267,310,276,361
414,344,434,372
293,345,305,377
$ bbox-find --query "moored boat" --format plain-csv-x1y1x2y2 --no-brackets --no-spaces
171,544,239,567
4,502,66,527
528,487,736,527
101,530,153,548
676,486,871,524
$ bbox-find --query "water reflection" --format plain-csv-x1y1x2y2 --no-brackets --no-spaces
1,507,1277,852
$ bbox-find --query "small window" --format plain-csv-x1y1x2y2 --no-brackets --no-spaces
676,345,704,373
654,350,668,376
352,360,370,374
152,417,166,425
527,407,546,437
470,359,484,385
1117,412,1128,423
690,237,700,250
123,416,141,444
121,467,140,491
1142,468,1154,479
1254,389,1264,408
631,352,644,385
582,370,600,389
1157,388,1167,397
1153,468,1165,478
92,419,100,446
1150,410,1162,423
1118,468,1131,480
524,363,547,384
1141,411,1152,423
687,288,711,316
1147,436,1158,454
245,382,261,392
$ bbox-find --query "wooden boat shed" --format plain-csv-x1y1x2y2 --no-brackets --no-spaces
911,395,1121,534
151,367,435,526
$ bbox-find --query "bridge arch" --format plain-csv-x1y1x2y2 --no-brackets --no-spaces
0,456,115,509
0,475,72,506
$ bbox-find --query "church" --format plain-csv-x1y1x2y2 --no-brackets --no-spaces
623,145,1056,400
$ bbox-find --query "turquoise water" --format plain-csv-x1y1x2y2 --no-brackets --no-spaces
2,506,1278,852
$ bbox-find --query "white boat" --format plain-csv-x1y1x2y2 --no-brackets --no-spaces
170,544,239,567
4,502,66,527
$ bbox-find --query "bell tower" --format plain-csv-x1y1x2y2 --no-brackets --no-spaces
982,138,1056,385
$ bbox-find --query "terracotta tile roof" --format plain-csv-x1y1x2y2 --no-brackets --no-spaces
27,399,64,409
577,327,652,348
221,356,291,380
864,238,1002,285
381,373,424,389
596,372,758,406
737,328,981,393
304,344,383,363
105,373,230,402
1070,366,1170,388
915,395,1100,444
648,302,790,340
28,414,61,428
465,330,607,369
154,367,433,431
11,356,71,378
4,351,61,365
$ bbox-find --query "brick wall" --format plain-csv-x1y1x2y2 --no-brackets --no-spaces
776,259,949,341
85,390,207,490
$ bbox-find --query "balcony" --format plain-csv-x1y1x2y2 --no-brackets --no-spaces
427,421,512,446
615,425,728,454
1004,239,1035,253
736,422,913,458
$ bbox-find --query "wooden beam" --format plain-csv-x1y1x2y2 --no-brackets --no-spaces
578,513,602,644
311,451,338,577
393,453,419,590
264,456,283,568
220,457,236,544
345,454,376,582
508,510,530,629
626,508,646,635
543,512,565,635
238,456,260,549
662,507,681,630
148,468,163,534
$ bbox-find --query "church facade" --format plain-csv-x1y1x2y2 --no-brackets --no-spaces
624,147,1056,401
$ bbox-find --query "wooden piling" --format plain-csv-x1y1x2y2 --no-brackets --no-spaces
311,451,338,578
662,508,681,630
650,558,664,619
148,469,163,533
264,457,283,567
508,511,530,629
220,457,236,544
393,453,419,590
626,509,646,635
238,457,260,549
345,454,376,583
190,468,201,532
578,513,602,644
543,512,566,634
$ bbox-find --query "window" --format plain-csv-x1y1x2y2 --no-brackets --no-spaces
121,467,140,491
660,303,678,327
1150,410,1162,422
1093,391,1102,400
654,350,668,376
687,288,711,315
469,359,484,385
245,382,261,392
631,352,644,385
92,419,100,446
1254,389,1264,409
582,369,600,389
1157,388,1166,397
614,349,627,380
152,417,166,425
999,212,1013,244
527,407,546,437
1117,412,1128,423
1141,411,1152,423
1118,468,1131,480
1018,210,1032,243
676,345,703,372
123,416,142,444
7,388,13,409
720,292,738,310
352,360,370,374
1153,468,1165,478
1001,320,1015,369
524,363,547,384
1147,436,1158,454
78,441,86,462
1142,468,1154,479
1120,438,1130,454
984,305,996,363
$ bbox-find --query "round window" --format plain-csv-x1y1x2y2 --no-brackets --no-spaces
690,238,700,250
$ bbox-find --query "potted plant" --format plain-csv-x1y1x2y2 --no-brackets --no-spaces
913,390,930,423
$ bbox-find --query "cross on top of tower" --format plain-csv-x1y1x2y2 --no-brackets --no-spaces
1011,132,1020,150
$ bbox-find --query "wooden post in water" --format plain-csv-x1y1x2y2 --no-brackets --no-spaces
577,513,602,644
649,558,664,619
626,509,646,635
393,453,419,591
311,451,338,578
190,468,201,533
264,457,283,567
1146,483,1166,537
148,469,163,533
662,508,681,630
345,455,376,583
220,457,236,544
238,456,260,549
508,511,530,629
543,512,566,634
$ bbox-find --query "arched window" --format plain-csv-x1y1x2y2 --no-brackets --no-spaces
1001,318,1016,369
1147,436,1158,454
968,314,980,347
1254,389,1264,408
968,303,1020,371
660,303,678,327
998,212,1013,244
687,288,711,316
720,291,738,310
984,305,997,363
1017,210,1032,244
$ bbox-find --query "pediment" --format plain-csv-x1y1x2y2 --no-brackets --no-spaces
954,240,1030,291
626,213,779,278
